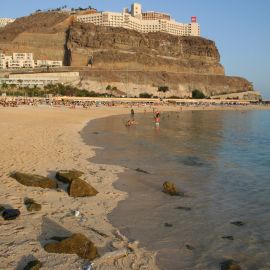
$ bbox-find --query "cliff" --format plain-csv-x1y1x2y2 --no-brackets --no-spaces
0,12,255,97
0,12,70,62
68,23,224,76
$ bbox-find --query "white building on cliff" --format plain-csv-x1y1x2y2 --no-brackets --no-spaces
0,18,15,27
0,53,62,70
76,3,200,37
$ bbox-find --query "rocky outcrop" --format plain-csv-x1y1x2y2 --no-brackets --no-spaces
78,69,252,98
68,23,224,75
44,233,97,260
56,170,84,183
68,178,98,198
10,172,57,189
56,170,98,197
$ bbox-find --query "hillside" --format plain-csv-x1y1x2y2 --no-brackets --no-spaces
0,12,256,98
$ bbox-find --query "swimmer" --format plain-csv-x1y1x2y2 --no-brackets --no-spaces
125,120,132,127
125,119,137,127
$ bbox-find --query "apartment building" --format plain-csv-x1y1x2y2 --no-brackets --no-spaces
0,53,62,70
76,3,200,37
0,18,15,27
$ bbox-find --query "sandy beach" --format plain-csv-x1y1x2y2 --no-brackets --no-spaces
0,104,269,270
0,105,161,270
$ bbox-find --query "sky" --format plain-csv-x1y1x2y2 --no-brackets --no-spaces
1,0,270,98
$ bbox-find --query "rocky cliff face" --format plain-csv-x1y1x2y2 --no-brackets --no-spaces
0,12,254,97
68,23,224,75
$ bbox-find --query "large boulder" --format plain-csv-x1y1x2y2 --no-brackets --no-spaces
56,170,84,184
163,181,183,196
10,172,57,189
23,260,42,270
68,178,98,198
44,233,97,260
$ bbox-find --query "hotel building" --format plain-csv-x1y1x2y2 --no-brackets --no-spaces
0,18,15,27
0,53,62,70
76,3,200,37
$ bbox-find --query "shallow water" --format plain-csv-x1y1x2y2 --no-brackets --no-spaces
82,110,270,270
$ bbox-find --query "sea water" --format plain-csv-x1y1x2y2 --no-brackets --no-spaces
82,110,270,270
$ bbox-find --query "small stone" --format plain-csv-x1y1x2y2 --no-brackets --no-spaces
135,168,150,174
231,221,245,227
68,178,98,198
2,209,20,220
175,206,191,211
24,198,42,212
220,260,242,270
10,172,57,189
222,236,234,240
163,181,183,196
23,260,42,270
185,244,195,251
164,222,173,227
56,170,84,183
44,233,97,260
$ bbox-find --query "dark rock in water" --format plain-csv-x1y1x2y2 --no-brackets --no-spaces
181,156,204,167
164,222,173,227
185,244,195,251
2,209,20,220
175,206,191,211
10,172,57,189
56,170,84,184
135,168,150,174
163,181,184,196
24,198,42,212
220,260,242,270
222,236,234,241
44,233,97,260
231,221,245,227
23,260,42,270
68,178,98,197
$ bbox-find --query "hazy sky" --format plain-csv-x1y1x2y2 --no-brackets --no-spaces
1,0,270,98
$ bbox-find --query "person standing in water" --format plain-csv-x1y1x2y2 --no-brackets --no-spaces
154,110,160,127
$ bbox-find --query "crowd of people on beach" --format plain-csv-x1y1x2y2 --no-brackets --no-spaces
0,97,268,109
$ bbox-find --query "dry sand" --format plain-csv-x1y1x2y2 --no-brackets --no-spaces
0,104,269,270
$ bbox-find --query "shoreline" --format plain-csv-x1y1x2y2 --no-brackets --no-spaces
83,109,270,270
0,105,269,269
